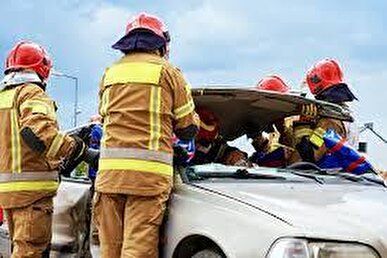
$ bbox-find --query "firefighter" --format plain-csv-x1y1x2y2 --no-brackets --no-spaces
0,41,98,257
190,107,249,166
88,115,103,245
88,114,103,185
289,59,364,173
93,13,200,257
249,75,295,167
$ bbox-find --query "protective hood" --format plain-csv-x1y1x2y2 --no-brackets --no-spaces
0,71,43,89
112,30,166,53
316,83,358,103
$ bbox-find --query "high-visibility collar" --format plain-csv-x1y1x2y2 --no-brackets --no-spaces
1,71,42,89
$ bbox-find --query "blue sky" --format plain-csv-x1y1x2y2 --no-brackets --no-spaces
1,0,387,167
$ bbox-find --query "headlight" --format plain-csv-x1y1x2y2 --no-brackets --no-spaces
267,238,379,258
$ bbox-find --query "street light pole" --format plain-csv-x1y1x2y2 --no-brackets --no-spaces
74,76,79,127
359,122,387,144
51,70,80,127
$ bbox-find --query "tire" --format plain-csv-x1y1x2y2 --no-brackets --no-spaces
191,249,224,258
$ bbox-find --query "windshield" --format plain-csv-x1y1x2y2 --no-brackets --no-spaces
184,163,385,187
182,133,385,187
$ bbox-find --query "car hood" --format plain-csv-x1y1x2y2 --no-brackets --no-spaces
196,181,387,241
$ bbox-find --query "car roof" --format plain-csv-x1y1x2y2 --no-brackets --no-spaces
192,87,354,141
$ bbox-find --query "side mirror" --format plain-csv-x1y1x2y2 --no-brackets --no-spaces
358,142,367,153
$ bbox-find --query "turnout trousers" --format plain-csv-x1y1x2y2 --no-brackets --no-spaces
5,197,53,258
93,191,170,258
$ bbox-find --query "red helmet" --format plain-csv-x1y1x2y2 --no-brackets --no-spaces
126,12,170,42
256,75,289,93
5,41,52,80
306,59,344,96
196,107,220,141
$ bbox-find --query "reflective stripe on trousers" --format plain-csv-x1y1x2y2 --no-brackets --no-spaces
99,148,173,177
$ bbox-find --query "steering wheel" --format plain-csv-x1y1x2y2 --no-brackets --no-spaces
286,162,323,172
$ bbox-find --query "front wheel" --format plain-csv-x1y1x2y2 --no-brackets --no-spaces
192,249,225,258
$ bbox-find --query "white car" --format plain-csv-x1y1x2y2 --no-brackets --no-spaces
1,88,386,258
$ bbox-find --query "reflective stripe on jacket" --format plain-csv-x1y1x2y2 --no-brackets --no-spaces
290,117,347,164
0,82,75,208
96,52,199,195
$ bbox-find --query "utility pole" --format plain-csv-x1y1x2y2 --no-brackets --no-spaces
51,70,80,127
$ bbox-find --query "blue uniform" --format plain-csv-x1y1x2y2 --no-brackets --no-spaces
250,148,286,168
88,124,103,179
317,128,373,175
173,137,195,166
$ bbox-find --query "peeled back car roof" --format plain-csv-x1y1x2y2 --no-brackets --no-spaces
192,87,353,141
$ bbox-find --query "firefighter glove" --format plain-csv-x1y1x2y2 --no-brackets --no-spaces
84,148,100,169
299,103,318,119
